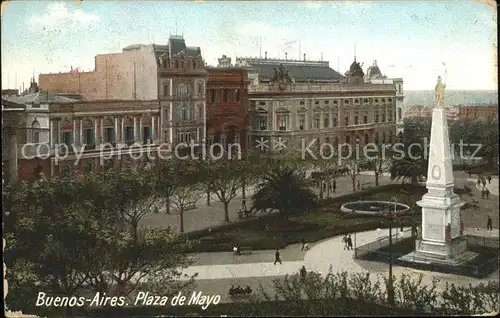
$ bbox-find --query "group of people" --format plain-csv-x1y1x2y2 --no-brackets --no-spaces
313,179,337,193
342,234,354,250
228,285,252,296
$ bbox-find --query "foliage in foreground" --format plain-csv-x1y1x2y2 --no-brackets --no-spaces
3,170,195,317
256,268,500,316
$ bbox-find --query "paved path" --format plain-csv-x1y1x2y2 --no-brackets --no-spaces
180,227,499,280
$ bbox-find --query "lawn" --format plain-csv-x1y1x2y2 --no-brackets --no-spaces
187,184,427,252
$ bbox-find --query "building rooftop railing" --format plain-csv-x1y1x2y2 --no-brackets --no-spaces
249,83,396,93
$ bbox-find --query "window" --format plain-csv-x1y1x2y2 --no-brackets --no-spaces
300,101,305,105
388,112,392,122
375,113,379,123
61,131,72,146
398,108,402,120
197,82,203,94
164,84,169,96
364,98,368,103
323,115,329,128
315,100,320,105
83,128,94,144
211,89,216,102
299,116,305,130
177,83,188,95
388,98,392,103
104,127,114,143
382,98,386,103
259,101,266,106
235,89,241,102
354,115,359,125
344,116,349,126
333,100,338,105
175,60,179,68
143,127,151,144
375,98,379,103
397,85,402,94
181,106,189,121
181,61,184,68
259,117,267,130
314,117,320,129
33,131,40,143
125,126,134,142
355,99,359,104
364,114,368,124
278,115,288,130
344,99,350,104
324,100,329,104
61,165,72,178
382,113,386,122
223,89,228,103
31,120,41,143
332,117,338,127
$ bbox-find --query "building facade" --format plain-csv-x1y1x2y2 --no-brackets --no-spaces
206,61,250,152
154,36,207,151
236,56,398,156
455,105,497,121
365,60,405,135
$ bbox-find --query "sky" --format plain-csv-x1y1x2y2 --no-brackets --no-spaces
1,0,497,91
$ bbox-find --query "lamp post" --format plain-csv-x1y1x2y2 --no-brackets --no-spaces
387,198,396,307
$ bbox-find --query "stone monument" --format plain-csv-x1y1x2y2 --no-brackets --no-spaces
400,70,477,265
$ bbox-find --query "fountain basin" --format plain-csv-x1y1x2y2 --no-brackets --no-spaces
340,201,410,216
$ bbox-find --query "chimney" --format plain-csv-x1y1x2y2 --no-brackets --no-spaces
285,52,288,60
303,53,306,61
265,51,267,59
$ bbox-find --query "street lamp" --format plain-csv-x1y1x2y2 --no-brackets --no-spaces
386,198,396,307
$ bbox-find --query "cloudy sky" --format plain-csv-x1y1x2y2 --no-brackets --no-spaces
1,0,497,90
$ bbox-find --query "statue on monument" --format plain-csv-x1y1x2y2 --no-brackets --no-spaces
434,63,447,108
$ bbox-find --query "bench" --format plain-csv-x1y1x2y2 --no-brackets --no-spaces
361,182,373,190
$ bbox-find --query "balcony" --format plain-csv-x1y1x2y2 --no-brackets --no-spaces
342,123,376,131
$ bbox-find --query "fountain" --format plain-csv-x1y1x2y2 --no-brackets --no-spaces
340,201,410,216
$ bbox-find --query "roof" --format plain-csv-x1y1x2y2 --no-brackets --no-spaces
153,36,202,65
248,62,344,82
4,92,78,104
2,99,25,109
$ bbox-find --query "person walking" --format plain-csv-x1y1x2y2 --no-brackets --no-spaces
347,235,353,251
486,188,490,199
482,178,487,187
342,234,348,250
301,237,308,251
357,180,361,191
300,265,307,280
274,249,282,265
332,179,337,193
487,215,493,231
487,175,492,184
477,178,481,186
481,189,485,199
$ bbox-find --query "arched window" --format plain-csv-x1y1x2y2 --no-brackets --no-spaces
177,83,188,95
197,81,204,94
345,135,350,144
181,105,188,121
31,119,41,143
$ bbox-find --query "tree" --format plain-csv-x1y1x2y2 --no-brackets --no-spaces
251,166,317,221
344,158,362,192
170,176,201,233
106,166,157,242
201,159,241,222
361,143,391,186
154,158,184,214
3,172,196,317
